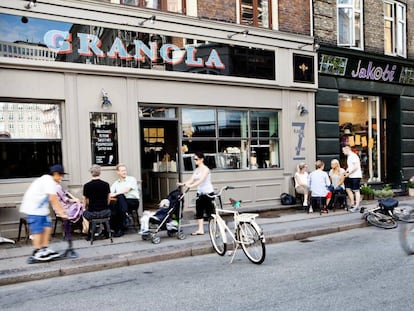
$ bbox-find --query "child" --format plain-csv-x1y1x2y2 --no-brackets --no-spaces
139,199,170,235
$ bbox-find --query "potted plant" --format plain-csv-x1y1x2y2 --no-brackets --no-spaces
408,179,414,197
373,184,394,199
360,184,374,200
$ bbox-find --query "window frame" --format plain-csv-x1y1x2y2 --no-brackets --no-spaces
240,0,273,29
121,0,186,14
383,0,406,58
337,0,364,50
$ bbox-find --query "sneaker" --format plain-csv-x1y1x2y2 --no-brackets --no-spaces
308,206,313,213
32,249,52,261
138,229,149,235
303,202,308,207
349,206,360,213
42,247,61,259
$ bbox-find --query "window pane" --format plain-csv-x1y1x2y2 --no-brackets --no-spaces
241,0,254,26
250,111,278,141
167,0,183,13
218,110,248,138
0,141,62,178
257,0,270,28
0,103,61,139
218,140,246,169
338,8,351,45
182,108,215,138
384,20,393,54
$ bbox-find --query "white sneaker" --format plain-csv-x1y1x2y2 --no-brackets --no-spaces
303,202,308,207
349,206,360,213
308,206,313,213
32,249,51,261
42,247,61,259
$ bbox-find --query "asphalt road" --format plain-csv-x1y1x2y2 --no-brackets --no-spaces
1,226,413,311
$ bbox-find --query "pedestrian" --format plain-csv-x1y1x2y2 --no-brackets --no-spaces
294,162,310,207
308,160,331,213
20,164,69,262
327,158,346,209
177,151,214,235
342,145,362,212
82,165,111,241
110,163,140,237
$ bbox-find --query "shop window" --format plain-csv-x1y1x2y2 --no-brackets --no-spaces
339,94,382,182
240,0,272,29
337,0,363,49
121,0,185,14
181,108,279,171
384,1,406,58
0,102,62,179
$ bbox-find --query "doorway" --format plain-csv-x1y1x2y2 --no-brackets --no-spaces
140,119,179,209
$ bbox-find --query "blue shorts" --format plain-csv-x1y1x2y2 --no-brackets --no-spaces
345,178,361,191
27,215,52,234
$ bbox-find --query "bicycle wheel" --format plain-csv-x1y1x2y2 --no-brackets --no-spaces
237,222,266,264
366,213,397,229
400,209,414,255
394,205,414,223
209,218,226,256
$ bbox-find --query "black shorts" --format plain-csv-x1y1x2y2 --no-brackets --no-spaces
195,193,214,220
344,178,361,191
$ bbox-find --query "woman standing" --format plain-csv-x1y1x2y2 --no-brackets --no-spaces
178,151,214,235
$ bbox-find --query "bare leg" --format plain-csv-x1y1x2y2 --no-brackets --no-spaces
32,233,43,250
346,188,354,206
197,219,204,234
40,227,52,248
355,190,361,207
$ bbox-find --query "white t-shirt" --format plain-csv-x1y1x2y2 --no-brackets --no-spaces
20,174,57,216
347,152,362,178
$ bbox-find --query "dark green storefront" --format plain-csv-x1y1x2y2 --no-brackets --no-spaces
316,46,414,185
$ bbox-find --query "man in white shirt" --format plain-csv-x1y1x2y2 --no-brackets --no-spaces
110,163,140,236
20,164,68,261
342,145,362,212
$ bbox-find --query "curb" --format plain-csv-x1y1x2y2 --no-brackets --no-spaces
0,219,367,286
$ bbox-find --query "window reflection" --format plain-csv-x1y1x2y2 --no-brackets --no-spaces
0,13,276,80
181,108,279,171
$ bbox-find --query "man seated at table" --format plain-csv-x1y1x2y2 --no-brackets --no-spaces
110,163,140,237
82,164,111,241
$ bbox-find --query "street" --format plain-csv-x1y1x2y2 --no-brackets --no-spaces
1,226,413,311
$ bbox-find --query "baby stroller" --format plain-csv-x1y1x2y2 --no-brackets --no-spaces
142,188,187,244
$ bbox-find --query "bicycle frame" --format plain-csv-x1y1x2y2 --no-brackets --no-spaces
210,192,265,263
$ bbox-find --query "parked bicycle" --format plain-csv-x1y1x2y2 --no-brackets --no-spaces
360,200,398,229
207,186,266,264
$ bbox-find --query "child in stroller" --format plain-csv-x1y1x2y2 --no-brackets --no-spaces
139,189,186,244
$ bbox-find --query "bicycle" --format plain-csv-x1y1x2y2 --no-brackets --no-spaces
207,186,266,264
360,202,398,229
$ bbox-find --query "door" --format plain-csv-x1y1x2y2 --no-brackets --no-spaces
140,119,179,209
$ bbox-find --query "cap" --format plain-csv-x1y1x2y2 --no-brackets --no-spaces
159,199,170,208
49,164,68,175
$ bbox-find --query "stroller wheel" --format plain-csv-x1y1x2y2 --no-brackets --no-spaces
151,235,161,244
177,232,186,240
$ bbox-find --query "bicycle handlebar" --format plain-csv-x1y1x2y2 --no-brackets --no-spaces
206,186,234,199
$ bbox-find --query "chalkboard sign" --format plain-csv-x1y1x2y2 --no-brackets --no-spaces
90,112,118,166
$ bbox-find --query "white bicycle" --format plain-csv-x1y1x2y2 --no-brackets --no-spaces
208,186,266,264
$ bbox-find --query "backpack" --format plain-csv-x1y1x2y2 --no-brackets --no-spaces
280,193,296,205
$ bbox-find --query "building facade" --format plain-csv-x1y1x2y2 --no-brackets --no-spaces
314,0,414,186
0,0,317,237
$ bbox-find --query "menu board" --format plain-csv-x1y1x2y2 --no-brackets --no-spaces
90,112,118,166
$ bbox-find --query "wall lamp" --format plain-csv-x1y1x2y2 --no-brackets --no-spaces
298,42,320,51
139,15,156,26
297,101,309,117
227,30,249,39
24,0,37,9
101,89,112,110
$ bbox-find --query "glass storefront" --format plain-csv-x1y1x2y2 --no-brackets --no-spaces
339,94,382,182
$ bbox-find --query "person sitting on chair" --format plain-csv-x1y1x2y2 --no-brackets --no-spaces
308,160,331,213
82,165,111,241
110,163,140,237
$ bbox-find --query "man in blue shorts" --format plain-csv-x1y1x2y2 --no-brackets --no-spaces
20,164,69,261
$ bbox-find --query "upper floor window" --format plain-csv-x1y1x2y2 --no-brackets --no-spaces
337,0,363,49
384,1,406,58
121,0,185,14
240,0,272,28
